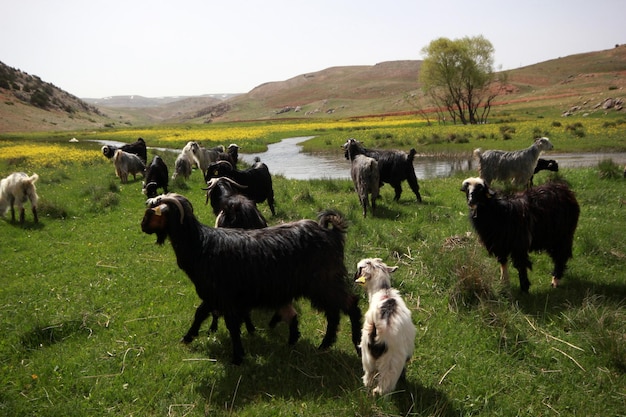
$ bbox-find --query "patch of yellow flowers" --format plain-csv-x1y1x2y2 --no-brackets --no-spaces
0,142,101,167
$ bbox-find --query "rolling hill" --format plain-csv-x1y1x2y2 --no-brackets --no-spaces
1,45,625,132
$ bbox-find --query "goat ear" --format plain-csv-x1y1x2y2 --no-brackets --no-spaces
460,181,469,192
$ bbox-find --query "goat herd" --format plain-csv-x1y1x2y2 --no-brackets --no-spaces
1,135,584,395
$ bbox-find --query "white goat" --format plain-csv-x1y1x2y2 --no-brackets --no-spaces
113,149,145,183
350,154,380,218
0,172,39,224
172,152,192,181
473,137,553,188
355,258,416,395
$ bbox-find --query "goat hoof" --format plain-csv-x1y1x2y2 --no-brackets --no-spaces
181,335,194,344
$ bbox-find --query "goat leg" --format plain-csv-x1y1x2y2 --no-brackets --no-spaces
182,301,212,344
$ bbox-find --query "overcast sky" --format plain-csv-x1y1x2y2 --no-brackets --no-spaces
2,0,624,98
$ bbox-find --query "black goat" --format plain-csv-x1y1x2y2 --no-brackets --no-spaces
530,158,559,186
102,137,147,164
142,155,169,198
205,158,276,215
141,194,361,364
343,138,422,203
461,177,580,292
217,144,240,167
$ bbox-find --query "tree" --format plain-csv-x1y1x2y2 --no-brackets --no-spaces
420,35,503,125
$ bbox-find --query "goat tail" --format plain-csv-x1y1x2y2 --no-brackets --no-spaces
317,209,347,234
408,148,417,161
28,173,39,184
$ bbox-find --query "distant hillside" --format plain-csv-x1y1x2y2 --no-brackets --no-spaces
0,61,111,132
1,45,625,132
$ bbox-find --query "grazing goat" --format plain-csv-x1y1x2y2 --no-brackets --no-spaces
355,258,415,396
205,158,276,215
217,144,240,167
113,149,145,183
343,138,422,203
350,153,380,218
141,193,361,364
187,141,224,173
102,137,147,164
0,172,39,224
172,152,192,181
197,177,299,342
142,155,169,198
460,177,580,292
473,137,554,188
530,158,559,186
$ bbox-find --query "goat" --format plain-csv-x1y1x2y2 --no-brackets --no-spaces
187,141,224,173
102,137,147,164
205,158,276,215
0,172,39,224
141,193,361,364
196,177,299,342
217,143,240,167
461,177,580,292
343,138,422,203
172,152,192,181
142,155,169,198
113,149,145,183
530,158,559,186
349,153,380,218
355,258,415,396
473,137,554,189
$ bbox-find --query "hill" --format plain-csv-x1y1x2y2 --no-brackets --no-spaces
0,61,111,132
1,45,625,132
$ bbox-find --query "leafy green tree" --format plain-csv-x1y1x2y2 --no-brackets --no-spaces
420,35,504,124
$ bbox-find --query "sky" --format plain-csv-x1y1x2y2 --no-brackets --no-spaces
2,0,624,98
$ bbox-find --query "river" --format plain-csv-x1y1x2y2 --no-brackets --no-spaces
240,136,626,180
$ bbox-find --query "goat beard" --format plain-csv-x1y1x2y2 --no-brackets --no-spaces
155,231,168,245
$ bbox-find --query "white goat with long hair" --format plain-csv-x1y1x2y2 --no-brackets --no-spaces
473,137,553,188
0,172,40,224
355,258,416,395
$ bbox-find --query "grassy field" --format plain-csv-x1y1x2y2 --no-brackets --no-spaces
1,119,626,416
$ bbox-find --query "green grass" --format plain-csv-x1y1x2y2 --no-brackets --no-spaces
1,139,626,416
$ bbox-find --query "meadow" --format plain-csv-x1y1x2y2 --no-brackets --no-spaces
1,116,626,416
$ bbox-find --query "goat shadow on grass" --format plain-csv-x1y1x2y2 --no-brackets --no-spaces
20,318,90,351
189,313,455,415
2,219,44,230
516,272,626,316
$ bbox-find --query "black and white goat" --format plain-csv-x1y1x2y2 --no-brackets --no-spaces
530,158,559,186
141,193,361,364
0,172,39,224
205,158,276,215
172,152,192,181
113,149,145,183
142,155,169,198
102,137,147,164
355,258,415,395
473,137,554,189
343,138,422,203
350,153,380,218
460,177,580,292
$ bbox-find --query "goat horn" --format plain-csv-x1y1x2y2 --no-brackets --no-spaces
150,194,186,224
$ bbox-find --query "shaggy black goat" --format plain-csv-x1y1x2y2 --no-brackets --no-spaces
461,177,580,292
142,155,169,198
343,138,422,203
530,158,559,186
217,144,240,167
205,158,276,215
141,194,361,364
102,137,147,164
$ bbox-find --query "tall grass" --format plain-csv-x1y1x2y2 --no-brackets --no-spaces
1,140,626,416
